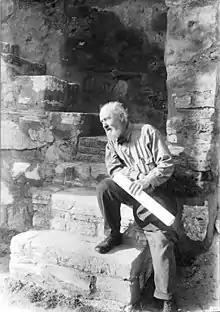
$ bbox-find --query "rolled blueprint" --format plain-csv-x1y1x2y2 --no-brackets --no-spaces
113,172,175,226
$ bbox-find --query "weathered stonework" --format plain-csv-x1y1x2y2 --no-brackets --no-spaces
1,0,169,129
0,111,104,231
9,230,152,306
2,75,79,112
1,1,219,309
165,0,220,246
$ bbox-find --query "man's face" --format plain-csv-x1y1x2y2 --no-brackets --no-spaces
100,106,125,139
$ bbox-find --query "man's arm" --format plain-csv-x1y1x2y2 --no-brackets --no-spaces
105,141,140,180
129,127,174,195
141,127,174,189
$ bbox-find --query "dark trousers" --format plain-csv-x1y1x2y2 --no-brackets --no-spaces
97,178,177,300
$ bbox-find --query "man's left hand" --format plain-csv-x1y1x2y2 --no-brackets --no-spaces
129,179,150,196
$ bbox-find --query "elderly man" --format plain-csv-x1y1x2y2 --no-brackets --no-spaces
95,101,178,312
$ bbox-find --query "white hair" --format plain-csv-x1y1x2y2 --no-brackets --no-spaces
100,101,129,121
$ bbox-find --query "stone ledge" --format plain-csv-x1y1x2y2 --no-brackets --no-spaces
75,153,105,163
79,136,107,149
1,53,46,75
77,145,105,156
9,230,152,305
1,113,105,150
31,185,135,238
0,41,19,56
53,161,107,187
50,187,134,236
48,112,104,137
168,143,217,195
13,75,79,111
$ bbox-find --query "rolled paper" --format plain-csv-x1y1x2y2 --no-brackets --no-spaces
113,172,175,226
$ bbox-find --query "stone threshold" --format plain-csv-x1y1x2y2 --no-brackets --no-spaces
9,230,152,305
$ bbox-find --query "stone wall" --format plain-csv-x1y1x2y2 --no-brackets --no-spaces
1,0,168,131
63,0,168,130
0,111,103,231
1,0,219,249
165,0,220,247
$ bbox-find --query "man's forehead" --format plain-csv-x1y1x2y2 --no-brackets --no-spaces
100,105,114,118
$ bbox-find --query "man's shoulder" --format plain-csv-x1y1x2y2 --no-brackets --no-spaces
132,123,158,134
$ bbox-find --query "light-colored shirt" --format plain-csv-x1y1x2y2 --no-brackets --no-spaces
105,123,174,189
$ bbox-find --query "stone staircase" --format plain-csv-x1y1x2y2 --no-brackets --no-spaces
9,179,152,310
1,41,152,310
1,41,46,76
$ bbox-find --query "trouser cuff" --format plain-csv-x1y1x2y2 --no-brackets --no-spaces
154,289,173,301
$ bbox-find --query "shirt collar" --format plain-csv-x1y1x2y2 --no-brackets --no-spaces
117,122,133,145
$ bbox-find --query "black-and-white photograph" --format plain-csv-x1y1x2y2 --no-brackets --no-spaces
0,1,220,312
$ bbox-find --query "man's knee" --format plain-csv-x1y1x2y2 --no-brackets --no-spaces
96,178,115,195
147,231,172,251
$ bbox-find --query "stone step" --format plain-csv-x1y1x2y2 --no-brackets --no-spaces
9,230,152,305
1,112,104,152
53,161,107,186
1,41,19,56
79,136,107,149
1,52,46,75
76,136,106,163
31,186,135,239
13,75,79,112
77,145,105,157
75,153,105,163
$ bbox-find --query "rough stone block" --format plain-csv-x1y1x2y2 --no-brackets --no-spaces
1,120,44,150
54,163,75,184
1,53,46,75
10,263,134,304
172,68,217,109
1,0,16,22
53,162,107,186
167,108,215,145
50,215,103,237
19,116,54,144
14,76,79,111
32,188,53,205
215,209,220,234
75,153,105,163
1,41,19,56
9,230,152,305
1,181,14,205
166,4,218,64
79,136,107,149
0,204,8,227
182,201,209,241
33,211,50,230
25,164,42,181
50,188,134,237
77,145,105,156
167,143,217,196
7,198,33,231
49,112,104,137
31,185,65,230
183,143,215,171
11,162,30,179
71,162,92,181
169,141,216,172
45,140,75,164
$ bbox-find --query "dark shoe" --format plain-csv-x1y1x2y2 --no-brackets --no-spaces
95,235,122,254
162,299,175,312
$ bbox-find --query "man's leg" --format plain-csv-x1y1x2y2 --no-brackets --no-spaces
145,230,176,311
96,177,137,253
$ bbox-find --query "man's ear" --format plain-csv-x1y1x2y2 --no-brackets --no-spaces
119,112,125,122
